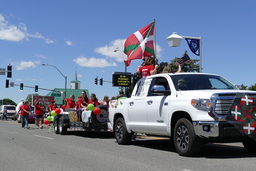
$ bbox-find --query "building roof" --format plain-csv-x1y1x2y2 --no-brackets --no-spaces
45,88,89,105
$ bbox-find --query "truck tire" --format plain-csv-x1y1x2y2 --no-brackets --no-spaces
115,117,132,145
58,116,67,135
54,117,59,134
242,137,256,152
173,118,202,156
91,105,108,127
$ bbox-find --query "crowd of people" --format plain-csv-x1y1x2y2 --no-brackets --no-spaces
136,57,181,78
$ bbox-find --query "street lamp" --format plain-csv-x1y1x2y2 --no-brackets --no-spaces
166,32,202,73
42,64,67,99
114,47,127,73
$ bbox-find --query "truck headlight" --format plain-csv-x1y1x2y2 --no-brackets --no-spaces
191,99,212,111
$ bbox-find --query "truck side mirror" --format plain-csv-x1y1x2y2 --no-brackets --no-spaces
151,85,171,96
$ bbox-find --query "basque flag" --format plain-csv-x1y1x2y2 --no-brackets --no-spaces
123,21,155,66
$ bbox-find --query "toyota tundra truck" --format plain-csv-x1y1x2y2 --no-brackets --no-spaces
109,73,256,156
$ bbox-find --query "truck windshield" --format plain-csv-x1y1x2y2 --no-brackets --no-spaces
170,74,238,91
6,106,16,110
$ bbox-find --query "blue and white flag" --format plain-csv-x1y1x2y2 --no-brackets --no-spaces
185,38,200,56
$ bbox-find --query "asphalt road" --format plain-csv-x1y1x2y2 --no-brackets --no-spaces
0,120,256,171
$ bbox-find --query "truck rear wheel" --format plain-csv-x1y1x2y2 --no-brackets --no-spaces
242,137,256,152
173,118,202,156
58,116,67,135
115,117,132,145
54,117,59,134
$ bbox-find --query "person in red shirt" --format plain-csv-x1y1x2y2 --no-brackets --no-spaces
81,91,89,107
137,57,158,78
48,100,56,113
88,93,100,106
65,94,75,111
34,101,44,129
20,101,30,129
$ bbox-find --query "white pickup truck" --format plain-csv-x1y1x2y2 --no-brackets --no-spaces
109,73,256,156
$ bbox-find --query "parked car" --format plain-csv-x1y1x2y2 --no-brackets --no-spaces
0,105,16,120
16,113,36,123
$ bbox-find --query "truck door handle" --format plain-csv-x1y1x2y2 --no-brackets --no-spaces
164,102,168,106
129,102,134,106
147,100,153,105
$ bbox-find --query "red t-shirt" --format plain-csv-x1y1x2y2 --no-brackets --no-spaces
48,104,56,111
88,99,99,106
35,105,44,116
20,105,30,116
139,65,154,78
66,98,75,109
75,98,83,109
61,105,66,111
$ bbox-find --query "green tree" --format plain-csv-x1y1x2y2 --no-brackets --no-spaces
170,50,200,72
239,84,248,90
248,84,256,91
26,93,41,103
1,98,17,106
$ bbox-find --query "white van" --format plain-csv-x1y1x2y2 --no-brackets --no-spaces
0,105,16,120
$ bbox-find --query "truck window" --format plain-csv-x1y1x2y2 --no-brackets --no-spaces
6,106,16,110
148,77,170,96
171,74,237,90
135,78,152,97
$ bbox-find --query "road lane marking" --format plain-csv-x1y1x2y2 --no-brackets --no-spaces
33,134,53,140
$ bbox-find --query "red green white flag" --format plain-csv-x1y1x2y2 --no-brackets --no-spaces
123,21,155,66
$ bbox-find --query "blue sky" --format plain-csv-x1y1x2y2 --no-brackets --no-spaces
0,0,255,104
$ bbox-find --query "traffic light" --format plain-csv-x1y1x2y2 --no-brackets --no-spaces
7,65,12,78
5,79,9,88
95,77,98,85
100,78,103,86
20,83,23,90
35,85,38,92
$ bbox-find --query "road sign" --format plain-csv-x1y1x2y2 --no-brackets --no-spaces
112,72,132,87
0,68,5,75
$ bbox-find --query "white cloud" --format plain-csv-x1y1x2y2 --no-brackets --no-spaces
65,41,74,46
0,15,27,41
45,38,54,44
16,78,22,82
77,74,82,77
13,60,40,70
0,14,54,43
155,44,163,58
27,32,44,39
27,77,37,81
73,56,117,68
95,39,126,62
36,54,48,59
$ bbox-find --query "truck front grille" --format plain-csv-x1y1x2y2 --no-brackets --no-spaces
214,99,234,115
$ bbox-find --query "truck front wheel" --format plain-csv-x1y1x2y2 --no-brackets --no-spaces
115,117,132,145
174,118,202,156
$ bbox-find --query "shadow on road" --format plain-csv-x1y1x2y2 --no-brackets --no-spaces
130,139,256,158
63,130,114,139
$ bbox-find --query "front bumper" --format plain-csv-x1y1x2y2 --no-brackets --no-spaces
193,121,241,139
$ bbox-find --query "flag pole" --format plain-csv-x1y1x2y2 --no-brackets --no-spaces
153,19,157,67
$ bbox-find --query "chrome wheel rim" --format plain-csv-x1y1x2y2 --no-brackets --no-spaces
116,121,123,141
176,125,189,151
